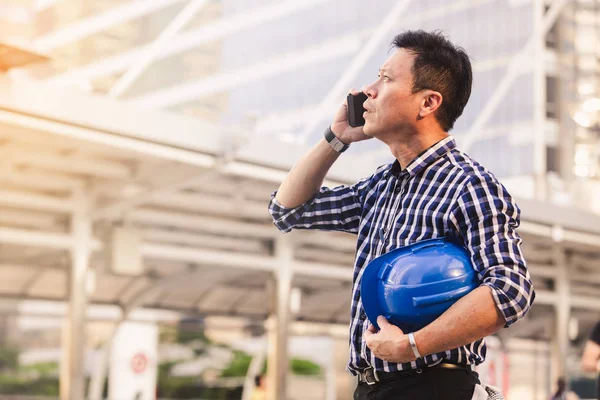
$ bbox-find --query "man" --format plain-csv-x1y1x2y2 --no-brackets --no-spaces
268,30,534,399
581,321,600,399
251,374,267,400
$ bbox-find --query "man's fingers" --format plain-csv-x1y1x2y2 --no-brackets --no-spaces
377,316,391,328
367,324,377,333
345,88,358,106
364,332,376,351
363,329,374,342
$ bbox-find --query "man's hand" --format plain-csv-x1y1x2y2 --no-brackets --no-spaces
330,89,373,144
364,316,416,363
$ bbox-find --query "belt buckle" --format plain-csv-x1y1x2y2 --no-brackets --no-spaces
362,366,379,385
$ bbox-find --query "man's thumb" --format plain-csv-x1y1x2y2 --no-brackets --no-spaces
377,316,390,328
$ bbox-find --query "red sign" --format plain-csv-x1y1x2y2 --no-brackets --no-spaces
131,352,148,374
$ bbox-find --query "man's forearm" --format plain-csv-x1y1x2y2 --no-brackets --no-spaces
275,139,341,208
414,286,505,358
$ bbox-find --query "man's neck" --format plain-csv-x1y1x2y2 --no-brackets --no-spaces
387,129,449,170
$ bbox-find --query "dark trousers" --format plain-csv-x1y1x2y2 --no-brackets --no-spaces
353,368,479,400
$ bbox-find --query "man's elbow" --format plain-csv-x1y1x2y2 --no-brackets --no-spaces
482,278,535,329
493,313,506,332
510,277,535,323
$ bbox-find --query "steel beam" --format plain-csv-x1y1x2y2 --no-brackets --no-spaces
527,263,558,279
0,190,74,213
220,161,345,188
0,209,58,229
563,229,600,247
91,169,220,221
0,227,71,249
3,170,84,191
141,243,277,271
46,0,331,85
148,191,269,219
34,0,187,52
12,150,131,179
141,228,269,253
140,242,353,281
129,29,368,109
109,0,209,98
129,209,276,238
461,0,570,152
0,109,217,169
0,227,102,250
519,220,554,238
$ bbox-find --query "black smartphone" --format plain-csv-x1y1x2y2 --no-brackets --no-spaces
347,92,368,127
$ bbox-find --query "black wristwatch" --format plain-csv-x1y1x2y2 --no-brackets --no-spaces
324,126,350,153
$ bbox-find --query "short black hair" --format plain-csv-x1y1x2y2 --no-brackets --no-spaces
391,30,472,131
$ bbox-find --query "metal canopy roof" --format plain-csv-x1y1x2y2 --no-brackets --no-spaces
0,0,598,342
2,0,549,175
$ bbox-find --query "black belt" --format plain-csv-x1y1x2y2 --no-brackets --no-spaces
357,363,474,385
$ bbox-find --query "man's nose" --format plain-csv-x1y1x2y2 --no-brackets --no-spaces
362,83,375,98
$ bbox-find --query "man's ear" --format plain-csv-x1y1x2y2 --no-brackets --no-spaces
419,90,443,118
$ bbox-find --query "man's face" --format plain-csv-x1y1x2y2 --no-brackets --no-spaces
362,49,423,138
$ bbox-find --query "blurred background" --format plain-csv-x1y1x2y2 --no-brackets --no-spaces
0,0,599,399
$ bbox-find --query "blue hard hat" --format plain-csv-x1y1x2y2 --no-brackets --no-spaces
360,237,479,332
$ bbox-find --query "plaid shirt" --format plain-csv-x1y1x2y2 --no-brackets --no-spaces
268,136,534,374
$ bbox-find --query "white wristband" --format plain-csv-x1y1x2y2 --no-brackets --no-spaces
408,332,422,359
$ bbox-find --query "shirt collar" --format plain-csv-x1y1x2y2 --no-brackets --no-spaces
387,135,456,179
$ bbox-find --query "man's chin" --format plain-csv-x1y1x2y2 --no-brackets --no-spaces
362,124,375,137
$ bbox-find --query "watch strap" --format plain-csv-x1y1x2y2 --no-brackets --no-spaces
324,126,349,153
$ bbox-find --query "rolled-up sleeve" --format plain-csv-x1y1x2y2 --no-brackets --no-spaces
450,175,535,327
268,175,375,234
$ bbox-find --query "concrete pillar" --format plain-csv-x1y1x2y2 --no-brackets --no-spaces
551,241,570,385
60,188,92,400
267,236,293,400
533,0,548,201
325,336,336,400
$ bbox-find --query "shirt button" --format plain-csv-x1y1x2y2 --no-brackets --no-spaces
359,311,367,320
395,186,401,193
